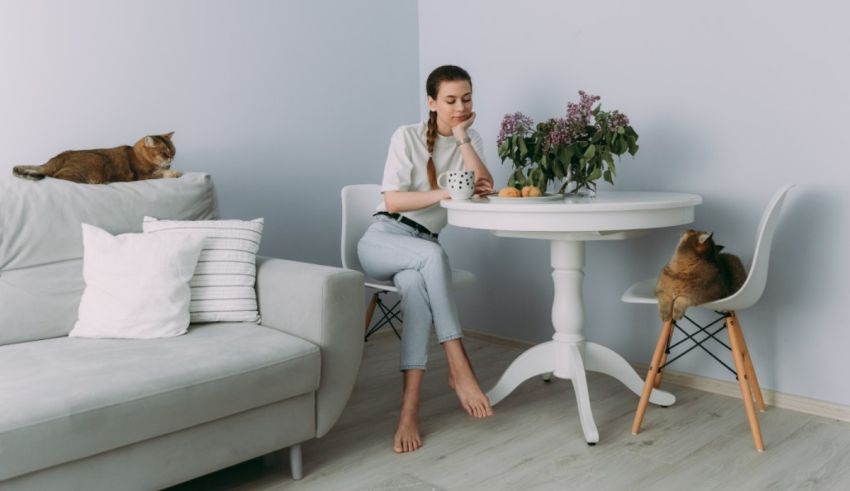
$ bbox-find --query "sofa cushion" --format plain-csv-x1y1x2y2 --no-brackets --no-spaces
70,224,207,339
143,216,265,324
0,173,219,345
0,323,320,482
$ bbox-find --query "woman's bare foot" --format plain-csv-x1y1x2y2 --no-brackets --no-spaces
393,412,421,453
444,340,494,419
394,369,424,453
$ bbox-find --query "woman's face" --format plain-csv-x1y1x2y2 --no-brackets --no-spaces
428,80,472,131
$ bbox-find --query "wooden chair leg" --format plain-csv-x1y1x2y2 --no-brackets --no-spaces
729,313,766,412
364,293,378,334
632,320,674,435
727,316,765,451
654,326,673,388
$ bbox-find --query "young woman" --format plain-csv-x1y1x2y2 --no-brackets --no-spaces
357,65,495,453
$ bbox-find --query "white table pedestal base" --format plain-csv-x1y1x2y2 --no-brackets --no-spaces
485,240,676,444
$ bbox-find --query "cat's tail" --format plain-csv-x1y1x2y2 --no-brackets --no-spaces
12,165,46,180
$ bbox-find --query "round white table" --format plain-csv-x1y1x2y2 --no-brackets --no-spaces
441,191,702,444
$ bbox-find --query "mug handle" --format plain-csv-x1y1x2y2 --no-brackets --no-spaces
437,172,448,189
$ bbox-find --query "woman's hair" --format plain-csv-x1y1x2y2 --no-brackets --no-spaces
425,65,472,189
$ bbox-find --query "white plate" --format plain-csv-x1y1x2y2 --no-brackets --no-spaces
483,193,564,203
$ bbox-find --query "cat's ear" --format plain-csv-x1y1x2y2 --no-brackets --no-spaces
698,232,713,244
144,136,156,147
163,132,174,140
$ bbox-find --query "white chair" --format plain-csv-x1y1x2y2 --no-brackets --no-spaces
622,184,794,451
340,184,476,341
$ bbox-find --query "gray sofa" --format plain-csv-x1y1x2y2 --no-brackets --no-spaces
0,173,364,490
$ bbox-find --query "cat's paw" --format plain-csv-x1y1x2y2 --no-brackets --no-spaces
163,169,182,178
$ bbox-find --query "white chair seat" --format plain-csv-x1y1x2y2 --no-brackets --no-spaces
364,268,475,294
621,278,657,304
364,280,398,293
450,268,477,290
622,276,754,312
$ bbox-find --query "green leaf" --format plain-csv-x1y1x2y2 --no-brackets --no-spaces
603,170,613,184
519,138,528,159
602,151,614,166
616,138,627,154
553,161,564,179
588,167,602,181
627,136,638,155
584,144,596,159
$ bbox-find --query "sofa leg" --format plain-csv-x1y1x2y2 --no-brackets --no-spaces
289,443,303,480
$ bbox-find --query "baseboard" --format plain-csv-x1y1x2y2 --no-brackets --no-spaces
463,328,850,423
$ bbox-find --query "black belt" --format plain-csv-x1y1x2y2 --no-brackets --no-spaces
374,212,438,238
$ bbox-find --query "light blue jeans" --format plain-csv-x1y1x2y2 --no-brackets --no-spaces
357,216,463,371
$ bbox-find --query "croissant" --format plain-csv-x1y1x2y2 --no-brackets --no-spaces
497,187,522,198
521,186,542,197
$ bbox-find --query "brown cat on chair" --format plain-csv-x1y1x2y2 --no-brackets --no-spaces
656,229,748,321
13,132,179,184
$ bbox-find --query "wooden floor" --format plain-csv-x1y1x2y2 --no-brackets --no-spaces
171,334,850,491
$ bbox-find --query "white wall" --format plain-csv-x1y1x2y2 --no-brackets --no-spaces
420,0,850,405
0,0,419,265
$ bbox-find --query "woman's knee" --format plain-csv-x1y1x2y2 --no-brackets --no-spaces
394,269,425,291
419,241,449,266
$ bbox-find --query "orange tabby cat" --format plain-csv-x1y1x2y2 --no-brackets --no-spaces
12,132,179,184
656,229,748,321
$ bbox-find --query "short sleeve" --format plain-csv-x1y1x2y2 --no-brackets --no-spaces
469,129,487,166
381,127,414,192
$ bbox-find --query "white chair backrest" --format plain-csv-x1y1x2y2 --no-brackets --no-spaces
340,184,382,273
714,184,795,311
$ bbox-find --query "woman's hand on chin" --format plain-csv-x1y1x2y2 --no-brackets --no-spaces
452,112,476,138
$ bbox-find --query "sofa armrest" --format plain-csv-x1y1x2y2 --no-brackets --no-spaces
255,256,364,438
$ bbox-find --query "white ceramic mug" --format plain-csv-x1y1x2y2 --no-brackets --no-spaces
437,170,475,200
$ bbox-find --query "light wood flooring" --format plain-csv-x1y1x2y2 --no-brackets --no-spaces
170,333,850,491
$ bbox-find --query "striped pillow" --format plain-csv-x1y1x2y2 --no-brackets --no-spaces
143,216,264,324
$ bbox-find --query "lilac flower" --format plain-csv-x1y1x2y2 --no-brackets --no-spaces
543,118,572,147
497,112,535,146
566,91,600,126
609,110,630,130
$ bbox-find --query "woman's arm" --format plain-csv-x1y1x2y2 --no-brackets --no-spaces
453,113,494,195
384,189,449,214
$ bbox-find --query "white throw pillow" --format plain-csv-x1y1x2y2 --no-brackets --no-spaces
69,224,208,339
143,216,264,323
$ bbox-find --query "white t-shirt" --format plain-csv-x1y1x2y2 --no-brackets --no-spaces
376,122,486,234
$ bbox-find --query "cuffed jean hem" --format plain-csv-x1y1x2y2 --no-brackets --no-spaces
400,365,427,372
438,333,464,344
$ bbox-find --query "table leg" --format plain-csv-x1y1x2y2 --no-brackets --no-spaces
486,241,600,443
484,240,675,443
566,343,600,444
584,342,676,406
486,341,556,405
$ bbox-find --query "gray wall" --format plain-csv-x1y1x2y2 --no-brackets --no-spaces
3,0,847,406
420,0,850,405
0,0,419,265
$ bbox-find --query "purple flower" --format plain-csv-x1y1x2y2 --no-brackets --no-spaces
609,110,630,130
566,91,600,126
497,112,535,146
543,118,572,147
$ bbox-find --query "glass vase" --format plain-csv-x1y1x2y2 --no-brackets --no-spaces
564,180,597,199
